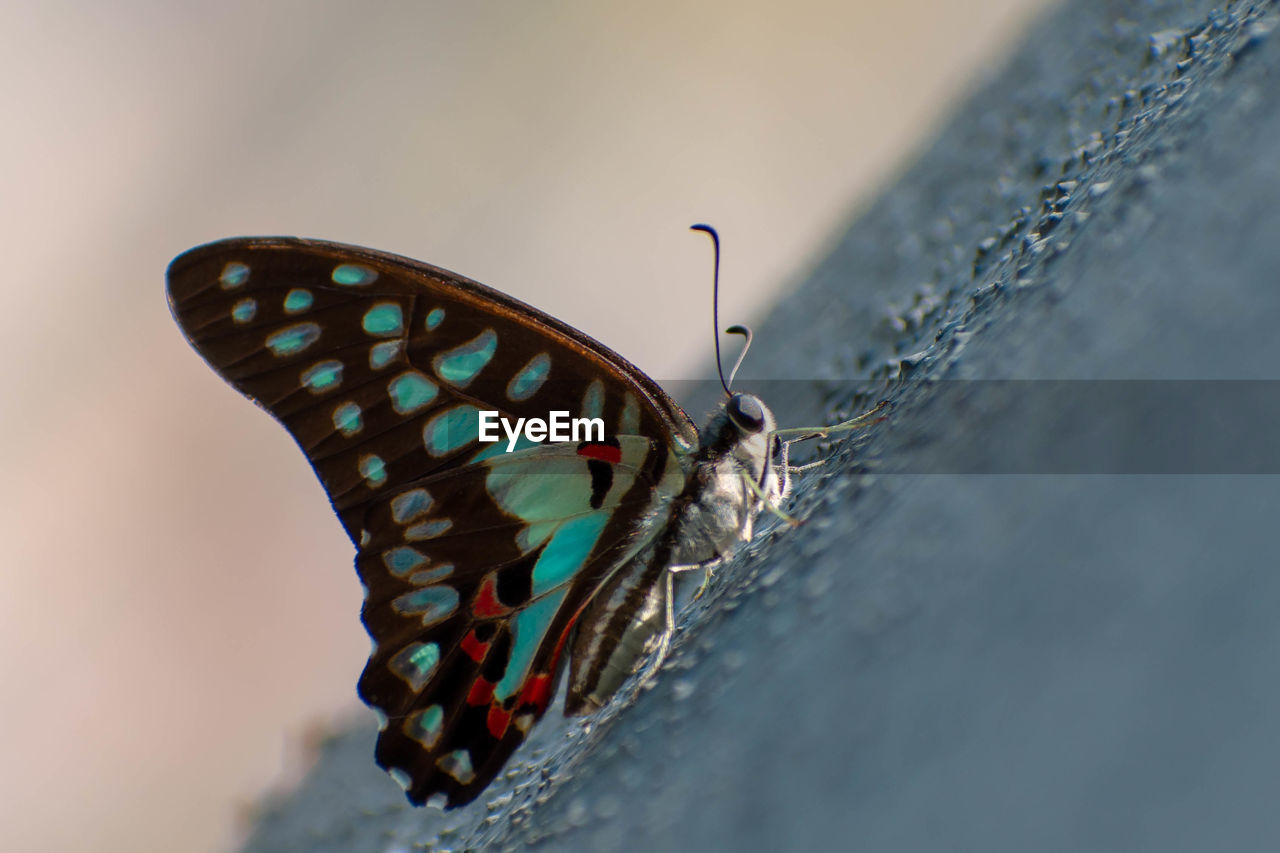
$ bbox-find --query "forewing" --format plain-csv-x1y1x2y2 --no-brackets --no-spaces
165,236,698,541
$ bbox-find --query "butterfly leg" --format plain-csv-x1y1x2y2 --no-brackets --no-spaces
771,399,890,443
671,553,725,603
775,400,890,474
691,565,716,601
635,570,680,692
822,399,891,433
742,470,803,527
635,556,726,690
779,434,826,475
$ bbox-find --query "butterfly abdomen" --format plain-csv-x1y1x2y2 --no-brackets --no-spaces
565,537,672,715
564,406,783,714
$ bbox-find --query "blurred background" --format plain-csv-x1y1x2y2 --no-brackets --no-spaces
1,1,1052,850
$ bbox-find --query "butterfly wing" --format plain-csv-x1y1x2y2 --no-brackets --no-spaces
166,237,698,805
357,437,684,804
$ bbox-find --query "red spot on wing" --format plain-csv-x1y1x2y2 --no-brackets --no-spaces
517,673,554,710
511,581,607,714
460,629,490,663
500,535,625,719
467,677,495,706
576,443,622,464
486,704,512,738
472,575,509,618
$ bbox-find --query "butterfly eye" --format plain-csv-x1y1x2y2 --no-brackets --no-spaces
727,393,766,433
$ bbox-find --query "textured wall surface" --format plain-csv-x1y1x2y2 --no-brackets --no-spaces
246,1,1280,849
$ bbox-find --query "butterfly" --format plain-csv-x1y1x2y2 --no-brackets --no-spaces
166,228,884,808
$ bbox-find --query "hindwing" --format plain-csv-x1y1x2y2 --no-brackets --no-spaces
358,438,684,803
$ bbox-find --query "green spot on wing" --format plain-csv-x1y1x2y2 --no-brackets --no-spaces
333,401,362,436
406,519,452,540
620,393,640,434
388,371,438,414
393,585,459,625
301,359,343,392
332,263,377,286
433,329,497,387
369,340,402,369
283,288,314,313
423,405,481,456
516,520,557,553
408,564,454,585
359,454,387,487
389,641,440,691
362,302,404,336
390,488,433,524
266,323,321,356
426,307,445,330
436,749,475,784
507,352,551,401
495,588,567,702
231,298,256,324
405,705,445,748
530,512,608,597
582,379,604,420
487,458,593,521
219,261,249,288
382,546,428,576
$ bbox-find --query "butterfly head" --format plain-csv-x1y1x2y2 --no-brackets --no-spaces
688,221,781,499
701,391,779,481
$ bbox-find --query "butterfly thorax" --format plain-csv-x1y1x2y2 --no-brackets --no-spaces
565,393,783,713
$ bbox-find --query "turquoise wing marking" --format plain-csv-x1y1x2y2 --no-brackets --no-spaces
494,586,569,702
356,436,686,805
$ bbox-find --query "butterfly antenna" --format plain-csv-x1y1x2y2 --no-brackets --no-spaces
691,223,733,396
724,324,752,390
